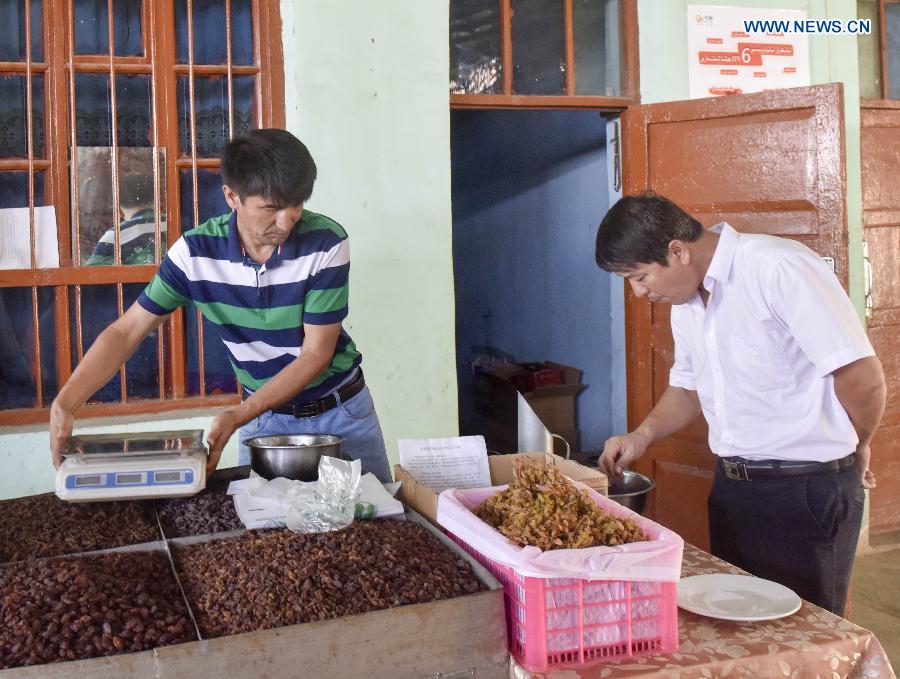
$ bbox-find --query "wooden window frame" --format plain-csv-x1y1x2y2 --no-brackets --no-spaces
0,0,285,426
861,0,900,105
450,0,640,111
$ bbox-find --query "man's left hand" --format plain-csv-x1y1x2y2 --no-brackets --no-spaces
855,443,876,490
206,408,242,474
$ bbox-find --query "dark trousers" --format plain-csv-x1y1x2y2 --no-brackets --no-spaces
708,463,864,616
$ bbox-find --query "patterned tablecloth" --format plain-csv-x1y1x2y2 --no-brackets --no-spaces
511,544,896,679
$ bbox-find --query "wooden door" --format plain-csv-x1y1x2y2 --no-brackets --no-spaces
861,102,900,544
623,84,848,549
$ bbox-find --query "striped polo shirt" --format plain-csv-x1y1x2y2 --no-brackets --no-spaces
86,208,167,266
137,209,362,403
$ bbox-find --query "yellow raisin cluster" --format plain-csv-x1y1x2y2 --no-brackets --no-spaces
474,461,646,550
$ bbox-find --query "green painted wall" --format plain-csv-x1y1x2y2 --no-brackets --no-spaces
280,0,459,459
637,0,865,314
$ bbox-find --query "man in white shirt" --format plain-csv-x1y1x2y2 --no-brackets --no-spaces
596,193,886,616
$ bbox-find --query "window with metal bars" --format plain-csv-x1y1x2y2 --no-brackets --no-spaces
0,0,285,424
449,0,639,109
859,0,900,100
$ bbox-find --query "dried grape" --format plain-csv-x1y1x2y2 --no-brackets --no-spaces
173,520,485,638
474,460,646,550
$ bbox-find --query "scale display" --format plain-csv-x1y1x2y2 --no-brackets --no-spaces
55,430,207,502
64,469,195,490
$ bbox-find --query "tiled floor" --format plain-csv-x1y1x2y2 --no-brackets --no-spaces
849,547,900,670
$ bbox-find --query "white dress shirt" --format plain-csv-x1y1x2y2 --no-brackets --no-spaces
669,223,874,462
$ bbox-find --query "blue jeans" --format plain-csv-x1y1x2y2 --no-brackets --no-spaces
238,384,392,483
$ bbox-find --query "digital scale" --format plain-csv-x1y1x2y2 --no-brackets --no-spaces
55,430,207,502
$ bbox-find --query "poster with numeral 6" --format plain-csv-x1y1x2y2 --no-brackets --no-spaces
687,5,811,99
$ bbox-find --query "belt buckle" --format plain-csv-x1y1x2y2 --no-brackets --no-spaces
722,459,750,481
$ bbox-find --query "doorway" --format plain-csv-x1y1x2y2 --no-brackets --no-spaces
450,109,624,459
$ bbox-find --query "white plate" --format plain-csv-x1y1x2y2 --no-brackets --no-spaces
677,574,802,622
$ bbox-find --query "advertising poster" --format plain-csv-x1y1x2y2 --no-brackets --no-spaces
687,5,811,98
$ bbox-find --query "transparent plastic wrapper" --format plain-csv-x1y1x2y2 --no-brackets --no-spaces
232,457,362,533
286,456,361,532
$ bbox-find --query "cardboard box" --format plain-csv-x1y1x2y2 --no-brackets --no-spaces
470,361,585,451
507,362,564,392
395,452,608,526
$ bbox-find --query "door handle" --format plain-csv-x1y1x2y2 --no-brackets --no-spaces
611,121,622,193
863,240,873,320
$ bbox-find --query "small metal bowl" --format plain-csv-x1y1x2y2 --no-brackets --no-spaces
245,434,344,481
607,470,656,515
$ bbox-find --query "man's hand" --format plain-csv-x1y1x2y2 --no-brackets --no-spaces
856,443,876,490
598,385,700,479
46,303,168,470
206,408,242,474
49,399,75,468
833,356,885,491
600,430,652,478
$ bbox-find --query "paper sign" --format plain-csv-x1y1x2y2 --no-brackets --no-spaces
0,206,59,270
397,436,492,493
688,5,810,99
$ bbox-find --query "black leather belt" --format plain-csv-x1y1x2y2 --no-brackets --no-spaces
718,454,856,481
244,369,365,418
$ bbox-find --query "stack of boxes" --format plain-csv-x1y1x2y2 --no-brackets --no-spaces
467,360,584,456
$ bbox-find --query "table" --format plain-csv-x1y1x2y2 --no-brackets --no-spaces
512,544,896,679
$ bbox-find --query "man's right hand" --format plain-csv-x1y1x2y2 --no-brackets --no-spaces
600,430,652,478
50,399,75,468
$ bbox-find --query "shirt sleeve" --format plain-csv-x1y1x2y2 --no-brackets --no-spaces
669,306,697,390
769,251,874,377
303,238,350,326
137,238,191,315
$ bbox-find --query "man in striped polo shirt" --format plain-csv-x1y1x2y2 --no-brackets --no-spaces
50,129,391,483
85,174,166,266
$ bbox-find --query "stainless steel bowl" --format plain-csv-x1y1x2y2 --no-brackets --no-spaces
245,434,344,481
607,470,656,515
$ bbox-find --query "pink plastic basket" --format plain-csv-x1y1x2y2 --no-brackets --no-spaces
449,533,679,672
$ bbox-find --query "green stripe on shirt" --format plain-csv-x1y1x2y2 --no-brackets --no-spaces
145,276,190,310
304,286,349,313
195,301,303,330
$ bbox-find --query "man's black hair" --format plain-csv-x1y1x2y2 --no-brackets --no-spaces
595,193,703,272
220,128,317,206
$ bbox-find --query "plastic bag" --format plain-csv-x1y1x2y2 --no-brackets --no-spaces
231,456,362,533
283,456,361,533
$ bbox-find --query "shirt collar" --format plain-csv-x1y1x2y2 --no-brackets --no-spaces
226,211,243,263
704,222,739,287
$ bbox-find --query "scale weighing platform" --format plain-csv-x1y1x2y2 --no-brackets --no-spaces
55,429,207,502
